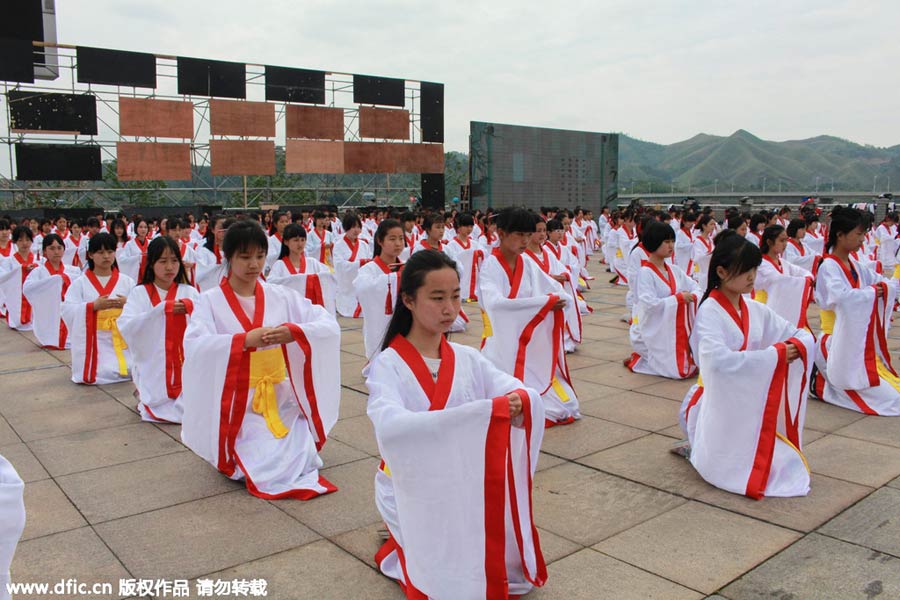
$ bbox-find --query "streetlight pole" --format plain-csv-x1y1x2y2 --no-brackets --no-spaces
763,176,767,193
874,175,878,193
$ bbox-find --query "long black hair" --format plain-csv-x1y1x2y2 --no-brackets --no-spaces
223,220,268,261
278,224,307,259
41,233,65,251
786,218,806,239
380,249,459,350
826,206,864,253
86,232,119,271
759,225,785,255
141,236,189,286
701,230,762,303
372,218,403,259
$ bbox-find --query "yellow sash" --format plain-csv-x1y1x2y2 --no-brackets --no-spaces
696,374,703,387
876,356,900,393
754,289,768,304
551,377,570,402
616,249,623,259
893,264,900,279
96,308,128,376
819,309,835,335
481,309,493,341
249,347,289,438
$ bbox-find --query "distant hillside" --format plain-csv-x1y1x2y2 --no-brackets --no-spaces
619,130,900,193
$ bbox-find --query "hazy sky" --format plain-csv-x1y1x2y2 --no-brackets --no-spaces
56,0,900,151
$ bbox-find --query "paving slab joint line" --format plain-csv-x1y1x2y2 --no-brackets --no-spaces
190,536,328,582
590,546,710,595
35,448,189,479
0,363,66,376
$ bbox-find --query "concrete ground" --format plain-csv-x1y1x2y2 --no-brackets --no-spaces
4,262,900,599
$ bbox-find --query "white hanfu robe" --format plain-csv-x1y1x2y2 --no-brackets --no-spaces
691,235,714,292
753,256,814,330
813,256,900,416
524,248,583,348
305,228,335,266
611,227,637,286
181,280,340,499
0,454,25,600
444,237,484,303
354,257,402,361
64,234,86,269
802,228,825,256
118,283,199,423
674,227,694,275
116,237,150,283
264,233,283,272
61,270,135,385
333,236,372,318
194,243,227,292
783,239,818,273
681,290,815,498
368,336,546,600
23,261,82,349
0,253,39,331
268,256,337,317
875,222,899,277
479,249,579,425
627,261,699,379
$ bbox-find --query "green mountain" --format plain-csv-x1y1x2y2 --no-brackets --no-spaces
619,130,900,193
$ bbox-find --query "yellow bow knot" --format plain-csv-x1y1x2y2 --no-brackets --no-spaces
96,308,128,376
819,310,835,335
249,347,289,438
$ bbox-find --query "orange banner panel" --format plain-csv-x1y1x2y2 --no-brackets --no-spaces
285,140,345,173
358,107,409,140
344,142,399,173
210,140,275,176
119,97,194,138
393,144,444,173
117,142,192,181
285,105,344,140
209,99,276,137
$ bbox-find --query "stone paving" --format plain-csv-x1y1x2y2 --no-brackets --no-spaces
4,264,900,599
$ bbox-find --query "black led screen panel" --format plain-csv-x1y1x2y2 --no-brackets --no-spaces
420,81,444,143
353,74,405,107
8,91,98,135
0,0,44,66
421,173,445,210
0,38,35,83
468,122,619,210
177,57,246,99
15,144,103,181
77,46,157,88
265,66,326,104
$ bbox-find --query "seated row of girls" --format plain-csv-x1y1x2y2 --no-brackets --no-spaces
680,231,816,499
366,249,547,598
754,225,814,329
813,206,900,416
478,208,580,426
625,221,700,379
267,224,336,315
181,220,341,499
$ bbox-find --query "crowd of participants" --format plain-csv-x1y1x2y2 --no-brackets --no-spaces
0,200,897,598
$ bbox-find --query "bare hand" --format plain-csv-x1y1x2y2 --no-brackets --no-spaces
261,325,293,346
553,274,567,283
875,285,885,298
507,391,523,418
183,261,195,270
785,342,800,363
93,295,126,311
172,300,187,315
23,264,37,272
552,297,568,311
681,291,696,303
244,327,271,349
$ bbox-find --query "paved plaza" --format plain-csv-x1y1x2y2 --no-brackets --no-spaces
4,264,900,599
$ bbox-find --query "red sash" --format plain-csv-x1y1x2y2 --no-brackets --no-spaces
12,252,36,324
69,236,83,267
82,270,120,384
43,261,71,348
146,283,193,399
642,260,696,377
313,229,328,263
373,256,402,315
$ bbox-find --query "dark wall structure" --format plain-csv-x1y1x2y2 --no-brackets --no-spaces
469,122,618,210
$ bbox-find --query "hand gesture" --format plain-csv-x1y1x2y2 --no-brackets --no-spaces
785,342,800,363
507,391,523,418
172,300,188,315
